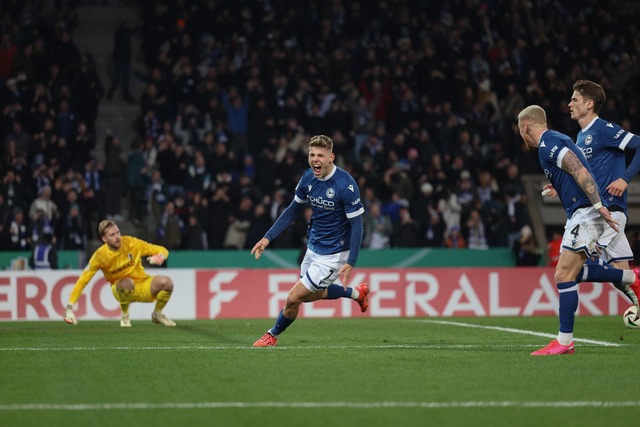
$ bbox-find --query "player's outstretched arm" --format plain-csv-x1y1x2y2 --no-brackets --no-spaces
64,304,78,325
251,238,270,260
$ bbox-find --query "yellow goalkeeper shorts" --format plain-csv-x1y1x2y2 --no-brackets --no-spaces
110,276,156,303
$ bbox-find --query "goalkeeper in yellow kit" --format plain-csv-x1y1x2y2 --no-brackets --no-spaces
64,219,176,327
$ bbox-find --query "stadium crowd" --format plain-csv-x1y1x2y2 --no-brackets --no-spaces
0,0,639,259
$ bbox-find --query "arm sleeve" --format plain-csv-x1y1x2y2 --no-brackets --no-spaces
134,237,169,259
622,135,640,183
264,200,305,241
347,214,364,266
68,255,101,305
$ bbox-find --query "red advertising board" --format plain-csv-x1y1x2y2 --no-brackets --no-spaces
0,268,632,321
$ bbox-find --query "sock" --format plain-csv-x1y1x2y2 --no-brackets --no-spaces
557,331,573,346
327,284,355,300
557,281,578,341
154,290,171,313
577,261,636,301
576,263,624,284
269,310,295,336
120,303,129,315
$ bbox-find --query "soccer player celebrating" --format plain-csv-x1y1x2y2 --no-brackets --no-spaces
567,80,640,301
251,134,368,347
63,220,176,327
518,105,639,355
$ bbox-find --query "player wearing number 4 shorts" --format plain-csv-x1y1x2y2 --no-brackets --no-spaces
63,220,176,328
518,106,639,356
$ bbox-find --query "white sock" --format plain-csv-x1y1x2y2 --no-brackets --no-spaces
557,332,573,346
622,270,636,285
351,288,359,300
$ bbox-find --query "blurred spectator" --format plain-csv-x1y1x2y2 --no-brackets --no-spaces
547,229,563,268
60,203,85,252
513,225,541,266
156,201,182,249
466,209,489,250
28,185,57,223
9,207,29,250
363,202,393,249
182,214,207,250
393,207,420,247
246,203,271,250
444,226,466,249
223,196,253,250
29,225,58,269
207,186,231,249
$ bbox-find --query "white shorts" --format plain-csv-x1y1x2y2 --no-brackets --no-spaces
562,207,607,257
597,211,633,264
299,248,350,293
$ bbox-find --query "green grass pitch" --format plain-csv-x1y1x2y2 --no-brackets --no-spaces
1,316,639,427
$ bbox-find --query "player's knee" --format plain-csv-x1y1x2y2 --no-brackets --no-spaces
160,276,173,292
116,278,134,292
284,296,302,310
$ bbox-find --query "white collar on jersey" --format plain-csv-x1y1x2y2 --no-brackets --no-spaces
581,116,599,132
316,164,337,181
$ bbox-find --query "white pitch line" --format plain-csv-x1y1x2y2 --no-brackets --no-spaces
417,319,622,347
1,401,639,411
0,341,620,352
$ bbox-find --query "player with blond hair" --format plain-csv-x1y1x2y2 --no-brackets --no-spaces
518,105,639,355
64,219,176,327
251,134,368,347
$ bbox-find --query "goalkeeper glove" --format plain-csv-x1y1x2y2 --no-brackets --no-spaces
147,254,166,265
64,304,78,325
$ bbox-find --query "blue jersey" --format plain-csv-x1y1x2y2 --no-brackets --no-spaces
294,166,364,255
538,129,599,219
576,117,640,214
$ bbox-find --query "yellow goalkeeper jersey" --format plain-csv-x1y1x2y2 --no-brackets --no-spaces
68,236,169,305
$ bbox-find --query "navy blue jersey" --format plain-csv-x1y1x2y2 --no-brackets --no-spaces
294,166,364,255
538,129,599,219
576,117,640,214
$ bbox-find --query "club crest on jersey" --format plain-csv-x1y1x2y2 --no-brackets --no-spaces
584,135,592,145
326,188,335,198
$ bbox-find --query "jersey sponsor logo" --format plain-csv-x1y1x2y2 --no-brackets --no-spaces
326,188,335,198
309,195,335,210
614,129,625,139
549,145,558,158
111,260,135,275
351,197,361,205
128,253,133,260
584,135,592,145
347,184,354,192
580,146,593,159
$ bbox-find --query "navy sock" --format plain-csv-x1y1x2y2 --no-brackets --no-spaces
326,284,352,300
576,262,623,283
557,281,578,333
269,310,295,336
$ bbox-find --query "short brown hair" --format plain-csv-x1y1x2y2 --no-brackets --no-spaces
573,80,606,114
309,134,333,152
98,219,116,237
